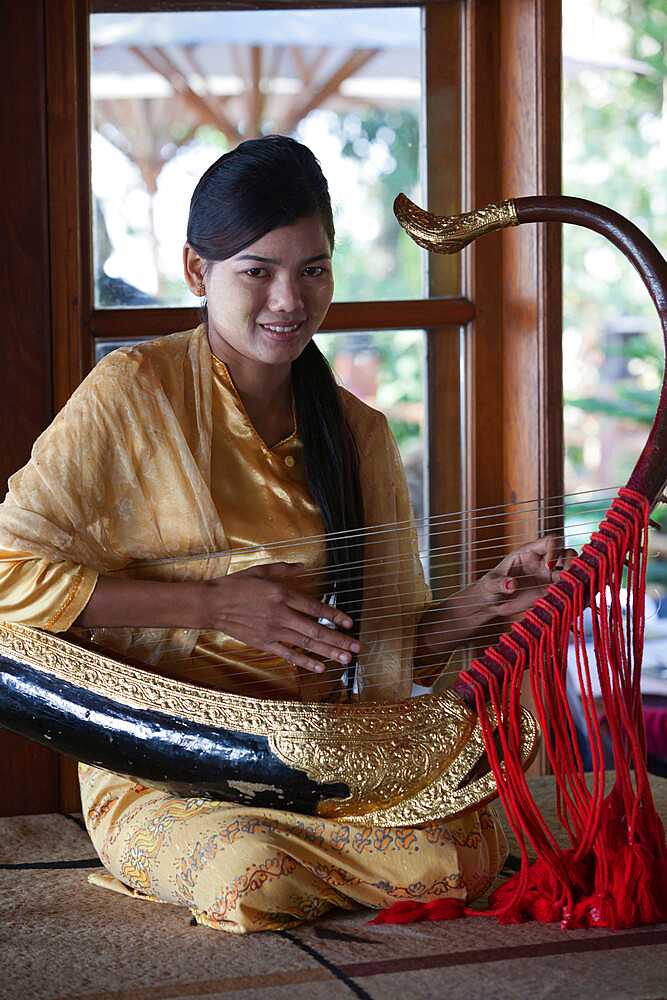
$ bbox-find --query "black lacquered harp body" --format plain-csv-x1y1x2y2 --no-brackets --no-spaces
0,195,665,826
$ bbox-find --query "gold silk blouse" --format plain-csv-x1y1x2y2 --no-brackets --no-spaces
0,326,431,703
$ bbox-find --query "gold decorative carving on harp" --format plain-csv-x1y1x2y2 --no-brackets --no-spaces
0,619,537,824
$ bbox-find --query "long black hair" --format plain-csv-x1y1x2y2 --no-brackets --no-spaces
187,136,365,644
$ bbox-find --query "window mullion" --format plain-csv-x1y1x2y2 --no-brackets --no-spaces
89,297,475,340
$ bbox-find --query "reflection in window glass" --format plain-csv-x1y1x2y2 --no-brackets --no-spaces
90,9,422,308
95,328,425,515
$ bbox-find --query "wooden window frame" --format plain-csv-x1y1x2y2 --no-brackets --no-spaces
52,2,474,554
51,2,470,386
47,0,562,556
0,0,562,815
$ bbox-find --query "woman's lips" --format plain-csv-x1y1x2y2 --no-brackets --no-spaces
259,321,305,339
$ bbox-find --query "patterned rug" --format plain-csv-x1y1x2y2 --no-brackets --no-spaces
1,774,665,1000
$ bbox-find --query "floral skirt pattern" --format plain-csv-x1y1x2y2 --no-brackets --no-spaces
79,763,508,933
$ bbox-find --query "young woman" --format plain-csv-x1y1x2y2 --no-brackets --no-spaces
0,136,569,932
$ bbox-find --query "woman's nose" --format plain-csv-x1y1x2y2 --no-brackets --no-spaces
268,276,304,312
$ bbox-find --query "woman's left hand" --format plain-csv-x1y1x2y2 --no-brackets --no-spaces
477,535,576,618
414,535,577,678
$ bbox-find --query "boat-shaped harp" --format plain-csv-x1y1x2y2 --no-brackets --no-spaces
0,195,665,825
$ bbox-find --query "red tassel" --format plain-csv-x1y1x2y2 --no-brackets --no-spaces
369,898,465,924
457,489,667,931
609,844,667,927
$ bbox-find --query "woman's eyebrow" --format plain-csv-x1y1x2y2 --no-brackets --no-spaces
235,253,331,265
302,253,331,264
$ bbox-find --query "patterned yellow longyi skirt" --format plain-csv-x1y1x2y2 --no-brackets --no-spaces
79,763,508,933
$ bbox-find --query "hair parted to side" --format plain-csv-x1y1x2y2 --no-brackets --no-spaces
187,134,334,262
188,136,364,658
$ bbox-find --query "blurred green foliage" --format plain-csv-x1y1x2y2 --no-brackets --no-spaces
563,0,666,587
319,107,422,302
563,0,666,450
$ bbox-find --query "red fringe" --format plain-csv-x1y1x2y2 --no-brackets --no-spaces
372,488,667,929
369,899,465,924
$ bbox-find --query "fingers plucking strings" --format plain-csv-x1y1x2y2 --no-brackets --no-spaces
73,486,655,699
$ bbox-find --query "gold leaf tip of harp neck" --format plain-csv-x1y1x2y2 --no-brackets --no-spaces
393,193,519,255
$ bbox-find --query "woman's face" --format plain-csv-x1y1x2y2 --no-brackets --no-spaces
184,216,334,376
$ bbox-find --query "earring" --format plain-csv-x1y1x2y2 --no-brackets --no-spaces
197,280,205,297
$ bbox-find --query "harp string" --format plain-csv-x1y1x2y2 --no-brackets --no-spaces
74,601,640,700
115,495,617,593
244,513,612,592
97,492,616,645
78,582,657,701
88,496,618,648
124,486,619,572
93,522,604,664
71,486,647,699
100,528,608,658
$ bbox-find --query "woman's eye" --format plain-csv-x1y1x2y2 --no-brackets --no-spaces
303,266,325,277
245,267,268,278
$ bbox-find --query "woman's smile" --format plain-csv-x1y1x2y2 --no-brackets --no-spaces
259,320,306,338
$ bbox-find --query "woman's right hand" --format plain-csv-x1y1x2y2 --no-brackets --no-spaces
203,562,360,673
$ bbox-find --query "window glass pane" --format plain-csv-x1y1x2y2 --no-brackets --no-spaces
315,328,425,517
90,8,423,309
562,0,666,623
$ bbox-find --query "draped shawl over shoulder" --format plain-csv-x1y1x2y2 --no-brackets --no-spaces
0,326,429,701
